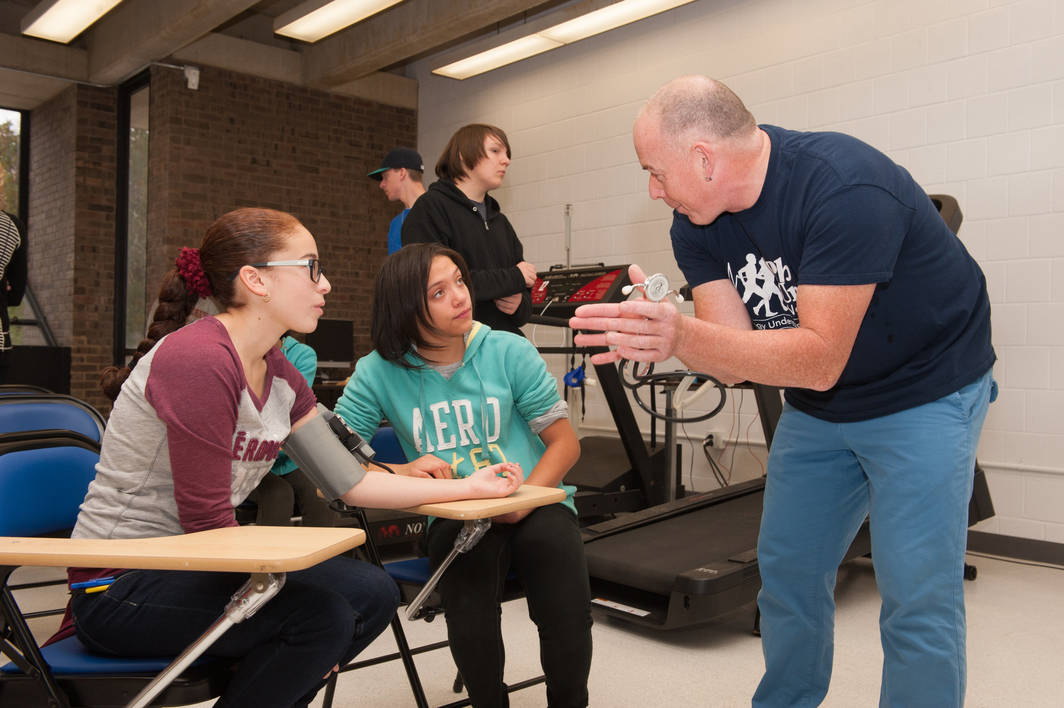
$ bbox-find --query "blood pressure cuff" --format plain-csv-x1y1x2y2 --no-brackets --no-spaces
282,407,367,500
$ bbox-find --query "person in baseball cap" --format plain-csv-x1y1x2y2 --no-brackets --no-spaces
369,148,426,254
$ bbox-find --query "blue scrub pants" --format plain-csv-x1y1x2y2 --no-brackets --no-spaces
752,371,994,708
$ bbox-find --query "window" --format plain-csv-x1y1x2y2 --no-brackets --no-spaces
124,85,149,352
0,108,20,216
0,107,38,346
113,72,150,364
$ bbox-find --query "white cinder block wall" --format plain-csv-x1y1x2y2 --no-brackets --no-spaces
406,0,1064,543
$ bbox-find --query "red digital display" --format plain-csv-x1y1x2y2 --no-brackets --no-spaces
529,264,631,317
570,270,620,302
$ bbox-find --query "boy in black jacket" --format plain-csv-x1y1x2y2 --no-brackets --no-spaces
402,124,537,336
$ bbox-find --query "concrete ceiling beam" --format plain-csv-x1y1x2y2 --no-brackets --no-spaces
0,31,86,83
0,65,73,109
332,71,417,110
85,0,260,84
170,32,417,109
172,32,303,86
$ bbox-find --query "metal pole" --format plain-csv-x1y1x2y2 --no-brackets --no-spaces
563,203,572,267
350,508,430,708
664,387,676,502
126,572,284,708
405,518,490,621
22,285,57,347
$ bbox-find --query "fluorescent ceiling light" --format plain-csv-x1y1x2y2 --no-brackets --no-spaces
21,0,123,44
274,0,402,43
433,35,562,81
434,0,695,80
541,0,693,44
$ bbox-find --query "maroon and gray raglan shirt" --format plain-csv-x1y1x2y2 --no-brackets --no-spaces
68,316,316,583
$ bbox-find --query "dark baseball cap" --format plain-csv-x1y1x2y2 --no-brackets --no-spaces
367,147,424,180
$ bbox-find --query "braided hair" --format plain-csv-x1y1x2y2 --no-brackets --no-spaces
100,208,301,400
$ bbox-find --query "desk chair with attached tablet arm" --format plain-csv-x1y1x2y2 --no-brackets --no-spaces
319,423,564,708
0,429,365,708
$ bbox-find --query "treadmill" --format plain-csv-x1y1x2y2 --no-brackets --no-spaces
532,264,677,518
582,460,994,630
574,194,996,630
581,384,780,629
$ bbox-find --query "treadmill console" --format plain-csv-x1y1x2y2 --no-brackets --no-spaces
530,263,632,319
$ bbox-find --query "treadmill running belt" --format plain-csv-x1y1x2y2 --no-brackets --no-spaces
584,488,764,597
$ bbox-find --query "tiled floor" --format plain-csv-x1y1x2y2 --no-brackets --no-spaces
15,552,1064,707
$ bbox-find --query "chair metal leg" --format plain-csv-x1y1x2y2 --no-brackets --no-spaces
329,510,503,708
325,618,434,708
434,676,548,708
1,576,71,708
406,518,490,620
126,572,285,708
329,507,431,708
389,614,430,708
322,671,338,707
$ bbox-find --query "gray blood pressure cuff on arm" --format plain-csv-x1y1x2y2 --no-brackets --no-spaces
282,404,368,501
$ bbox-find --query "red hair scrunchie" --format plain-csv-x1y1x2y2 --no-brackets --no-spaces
175,247,212,299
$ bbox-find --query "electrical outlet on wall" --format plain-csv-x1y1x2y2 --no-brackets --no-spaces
705,431,727,450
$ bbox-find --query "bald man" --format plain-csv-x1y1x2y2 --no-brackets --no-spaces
571,76,995,708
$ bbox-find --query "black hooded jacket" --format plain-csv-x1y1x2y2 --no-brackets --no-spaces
401,180,530,335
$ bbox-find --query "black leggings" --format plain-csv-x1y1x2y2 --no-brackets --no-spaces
427,503,593,708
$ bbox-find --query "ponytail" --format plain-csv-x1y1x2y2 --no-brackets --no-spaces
100,208,298,400
100,253,206,401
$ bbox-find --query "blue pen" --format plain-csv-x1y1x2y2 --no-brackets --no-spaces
71,576,115,590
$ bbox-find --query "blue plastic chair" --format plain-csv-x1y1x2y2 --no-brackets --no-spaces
0,431,99,537
0,431,230,707
0,395,105,444
369,425,407,464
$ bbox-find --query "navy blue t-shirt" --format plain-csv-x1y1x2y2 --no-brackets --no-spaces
671,125,994,422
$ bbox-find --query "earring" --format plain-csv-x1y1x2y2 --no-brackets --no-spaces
263,294,272,303
705,176,713,182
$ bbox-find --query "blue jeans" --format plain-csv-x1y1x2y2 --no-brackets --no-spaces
71,555,399,708
753,371,994,708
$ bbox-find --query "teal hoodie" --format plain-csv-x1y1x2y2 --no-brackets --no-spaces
335,321,576,516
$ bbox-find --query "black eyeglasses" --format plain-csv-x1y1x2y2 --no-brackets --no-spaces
248,259,324,283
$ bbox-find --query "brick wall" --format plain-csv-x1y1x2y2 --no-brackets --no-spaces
147,64,417,360
27,87,75,345
72,86,117,413
28,84,116,414
24,65,415,414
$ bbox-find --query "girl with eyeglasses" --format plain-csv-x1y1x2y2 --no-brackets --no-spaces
54,207,522,708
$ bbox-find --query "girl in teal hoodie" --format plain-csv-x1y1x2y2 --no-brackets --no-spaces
336,243,592,707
